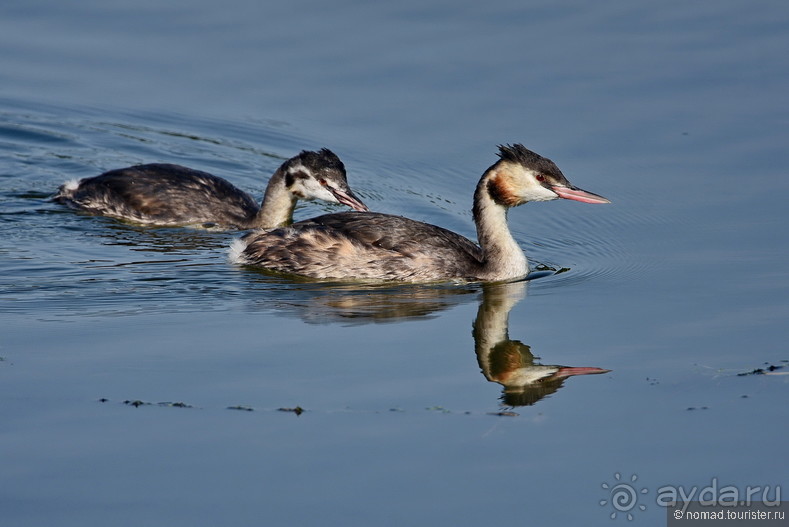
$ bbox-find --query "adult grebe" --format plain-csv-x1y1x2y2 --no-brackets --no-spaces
54,148,369,229
230,144,609,282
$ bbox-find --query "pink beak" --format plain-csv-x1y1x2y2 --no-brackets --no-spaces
551,185,611,204
330,187,370,212
553,367,611,379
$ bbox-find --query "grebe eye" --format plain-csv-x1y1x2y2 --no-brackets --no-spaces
319,178,328,186
535,174,546,182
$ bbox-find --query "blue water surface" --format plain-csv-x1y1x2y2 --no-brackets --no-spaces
1,1,787,526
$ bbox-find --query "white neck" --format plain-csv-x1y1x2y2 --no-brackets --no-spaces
251,170,297,229
473,176,528,281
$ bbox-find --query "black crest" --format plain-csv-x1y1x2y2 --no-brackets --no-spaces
297,148,346,175
497,144,564,179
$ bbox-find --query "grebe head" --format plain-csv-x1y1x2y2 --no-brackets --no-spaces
281,148,369,211
486,144,611,206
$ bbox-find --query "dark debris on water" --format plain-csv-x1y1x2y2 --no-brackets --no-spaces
98,398,526,417
138,400,192,408
277,406,304,416
737,361,787,376
102,399,195,408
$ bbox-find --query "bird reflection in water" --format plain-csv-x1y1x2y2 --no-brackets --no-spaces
474,280,609,406
246,272,609,407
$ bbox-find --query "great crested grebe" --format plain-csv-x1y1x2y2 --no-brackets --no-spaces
54,148,368,229
230,144,609,282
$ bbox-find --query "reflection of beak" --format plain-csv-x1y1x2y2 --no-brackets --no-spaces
552,366,611,379
330,187,370,212
551,185,611,204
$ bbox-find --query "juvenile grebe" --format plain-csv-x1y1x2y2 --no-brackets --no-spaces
230,144,609,282
54,148,368,229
